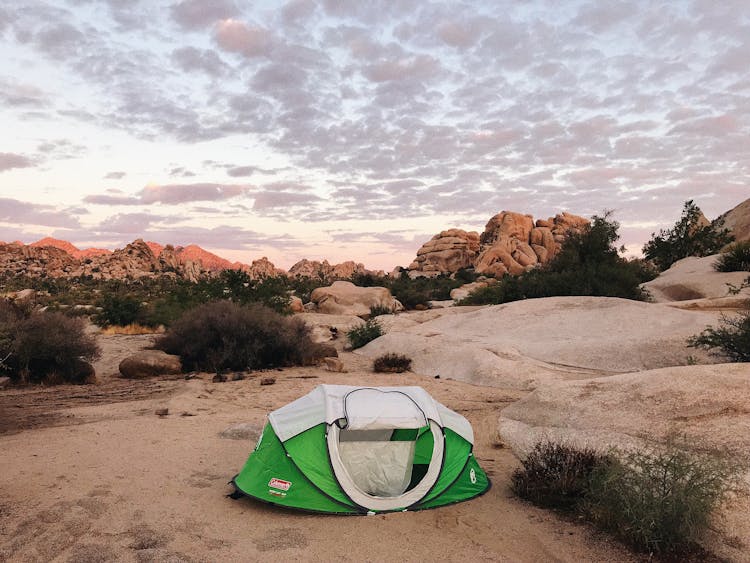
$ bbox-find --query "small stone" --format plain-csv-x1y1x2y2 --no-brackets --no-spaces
323,357,345,372
155,408,168,416
180,411,196,417
260,377,276,386
220,422,263,440
0,376,11,390
184,373,198,380
231,373,245,381
212,374,227,383
434,374,440,379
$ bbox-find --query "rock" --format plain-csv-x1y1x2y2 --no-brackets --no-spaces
480,212,535,246
119,351,182,379
297,313,364,349
260,377,276,385
408,229,481,274
356,296,719,389
497,364,750,561
212,374,227,383
155,408,169,416
323,357,345,372
310,281,403,316
641,254,750,303
246,256,285,279
288,259,378,279
289,296,304,313
449,280,495,301
718,197,750,243
0,376,10,389
219,422,263,441
231,373,245,381
11,289,35,303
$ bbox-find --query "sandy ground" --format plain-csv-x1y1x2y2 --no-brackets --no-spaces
0,333,641,563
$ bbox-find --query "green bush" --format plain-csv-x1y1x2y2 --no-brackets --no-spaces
511,441,612,510
585,446,736,554
94,293,144,327
688,309,750,362
643,200,733,271
461,213,654,305
373,353,412,373
11,312,100,384
369,304,393,317
347,319,383,349
155,301,326,373
714,241,750,272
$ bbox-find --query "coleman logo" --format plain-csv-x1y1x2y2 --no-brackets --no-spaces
469,468,477,484
268,478,292,491
268,489,287,497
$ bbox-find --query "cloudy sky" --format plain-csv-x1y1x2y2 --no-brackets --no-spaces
1,0,748,270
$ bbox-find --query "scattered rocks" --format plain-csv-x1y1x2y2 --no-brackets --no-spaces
219,422,263,441
260,377,276,386
118,351,182,379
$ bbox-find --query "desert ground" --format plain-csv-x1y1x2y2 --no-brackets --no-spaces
1,273,749,561
0,327,644,563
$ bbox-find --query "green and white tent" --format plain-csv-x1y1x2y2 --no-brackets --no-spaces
231,385,490,514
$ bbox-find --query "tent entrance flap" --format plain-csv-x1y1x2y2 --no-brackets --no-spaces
338,435,416,497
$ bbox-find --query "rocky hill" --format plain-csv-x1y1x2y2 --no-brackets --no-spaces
718,196,750,243
408,210,589,276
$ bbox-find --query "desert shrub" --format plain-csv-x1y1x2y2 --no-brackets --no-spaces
94,293,144,327
714,241,750,272
511,442,612,510
643,200,733,271
584,446,736,554
11,312,100,384
369,304,393,317
461,213,654,305
155,301,326,372
373,353,412,373
347,319,383,349
688,309,750,362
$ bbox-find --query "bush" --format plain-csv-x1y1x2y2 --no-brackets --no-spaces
461,213,654,305
369,304,393,317
714,241,750,272
688,309,750,362
11,312,100,384
643,200,733,271
155,301,326,373
347,319,383,349
94,293,144,327
373,353,412,373
511,442,612,510
585,446,736,554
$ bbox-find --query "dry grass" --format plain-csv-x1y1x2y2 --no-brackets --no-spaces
100,323,164,335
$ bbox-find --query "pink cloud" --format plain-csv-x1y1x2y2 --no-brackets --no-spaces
214,19,272,57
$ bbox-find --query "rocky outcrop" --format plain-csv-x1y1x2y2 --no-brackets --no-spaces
310,281,403,316
408,210,589,277
408,229,480,275
118,350,182,379
718,196,750,243
0,242,79,277
246,257,285,279
288,259,378,280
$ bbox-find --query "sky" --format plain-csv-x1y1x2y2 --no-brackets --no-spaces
0,0,748,271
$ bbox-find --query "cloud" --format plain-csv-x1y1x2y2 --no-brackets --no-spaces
171,46,229,77
96,212,164,233
0,198,81,228
139,183,250,204
104,171,126,179
0,153,33,172
171,0,238,30
214,19,273,57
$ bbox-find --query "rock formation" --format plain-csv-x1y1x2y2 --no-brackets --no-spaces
408,210,589,277
717,196,750,243
287,259,380,280
0,242,79,277
309,281,403,316
118,350,182,379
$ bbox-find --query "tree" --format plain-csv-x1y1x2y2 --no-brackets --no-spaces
643,200,733,271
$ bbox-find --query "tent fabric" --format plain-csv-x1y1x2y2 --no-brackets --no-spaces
232,384,490,514
268,384,473,444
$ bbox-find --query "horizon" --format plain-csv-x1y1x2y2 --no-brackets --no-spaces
1,1,749,270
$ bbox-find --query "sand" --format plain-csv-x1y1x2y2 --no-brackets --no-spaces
0,335,636,562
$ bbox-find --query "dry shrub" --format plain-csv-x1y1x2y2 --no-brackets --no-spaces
373,353,412,373
100,323,164,335
12,312,100,384
155,301,328,373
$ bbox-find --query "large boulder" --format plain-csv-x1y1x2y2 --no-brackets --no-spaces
717,197,750,244
641,254,750,304
119,350,182,379
310,281,403,316
408,229,480,275
356,296,720,389
497,364,750,561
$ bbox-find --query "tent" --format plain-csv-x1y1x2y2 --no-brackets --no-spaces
231,384,490,514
